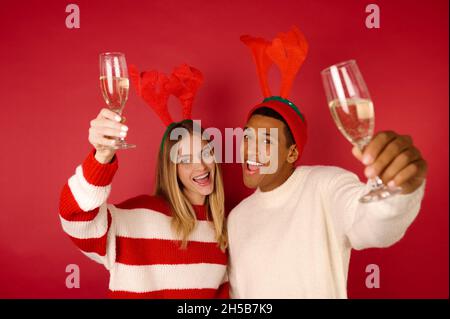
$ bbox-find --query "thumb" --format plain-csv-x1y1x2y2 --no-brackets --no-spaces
120,116,127,124
352,145,363,162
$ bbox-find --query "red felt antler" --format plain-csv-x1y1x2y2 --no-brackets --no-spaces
240,35,273,98
267,26,309,98
168,64,203,120
241,26,309,99
129,64,173,126
129,64,203,126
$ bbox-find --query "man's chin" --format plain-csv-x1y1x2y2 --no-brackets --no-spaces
242,175,260,189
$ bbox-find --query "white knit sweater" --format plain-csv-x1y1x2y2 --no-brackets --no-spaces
227,165,426,298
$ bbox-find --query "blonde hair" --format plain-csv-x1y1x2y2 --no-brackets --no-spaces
155,120,227,251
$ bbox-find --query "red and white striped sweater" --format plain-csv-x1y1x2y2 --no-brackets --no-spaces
59,149,229,298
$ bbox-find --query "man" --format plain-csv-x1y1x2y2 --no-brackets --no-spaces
227,27,427,298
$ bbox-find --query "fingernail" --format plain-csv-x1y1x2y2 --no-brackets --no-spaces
365,166,375,178
119,131,127,138
121,125,129,132
387,180,396,189
362,154,373,165
115,115,122,122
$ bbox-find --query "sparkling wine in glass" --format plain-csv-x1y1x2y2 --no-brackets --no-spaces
321,60,401,203
99,52,136,149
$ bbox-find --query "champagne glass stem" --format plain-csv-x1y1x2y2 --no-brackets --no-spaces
355,142,402,203
356,142,383,190
373,176,384,187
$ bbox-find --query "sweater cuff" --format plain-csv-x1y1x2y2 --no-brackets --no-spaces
81,148,119,186
372,179,426,219
393,179,426,209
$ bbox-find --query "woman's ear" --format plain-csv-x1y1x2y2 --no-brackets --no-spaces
287,144,299,164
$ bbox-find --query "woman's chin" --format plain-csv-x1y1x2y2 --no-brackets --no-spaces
196,186,214,196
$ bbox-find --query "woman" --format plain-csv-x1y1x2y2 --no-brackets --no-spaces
59,108,228,298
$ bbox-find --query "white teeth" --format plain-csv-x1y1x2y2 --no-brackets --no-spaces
246,160,263,166
193,172,209,180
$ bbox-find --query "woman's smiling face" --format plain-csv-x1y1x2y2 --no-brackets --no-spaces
176,132,215,204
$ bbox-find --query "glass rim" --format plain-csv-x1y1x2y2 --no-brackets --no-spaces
320,59,357,74
99,52,126,57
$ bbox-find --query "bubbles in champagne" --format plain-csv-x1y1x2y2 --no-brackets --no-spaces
329,98,374,146
99,76,129,112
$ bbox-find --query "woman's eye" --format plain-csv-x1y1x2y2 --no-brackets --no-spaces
202,149,214,159
179,158,191,164
264,139,272,144
243,134,253,140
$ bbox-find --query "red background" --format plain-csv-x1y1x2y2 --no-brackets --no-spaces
0,0,448,298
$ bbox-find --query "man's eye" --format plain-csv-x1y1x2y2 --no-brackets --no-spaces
264,139,272,144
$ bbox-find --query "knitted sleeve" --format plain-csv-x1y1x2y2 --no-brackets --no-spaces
325,167,426,250
58,148,118,270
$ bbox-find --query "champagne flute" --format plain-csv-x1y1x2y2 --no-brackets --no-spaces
321,60,401,203
99,52,136,149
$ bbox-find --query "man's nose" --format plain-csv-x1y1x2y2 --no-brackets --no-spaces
244,140,259,156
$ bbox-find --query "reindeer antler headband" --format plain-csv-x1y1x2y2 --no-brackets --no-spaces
242,26,309,164
129,64,203,152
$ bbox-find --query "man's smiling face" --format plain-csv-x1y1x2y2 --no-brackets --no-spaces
242,114,296,190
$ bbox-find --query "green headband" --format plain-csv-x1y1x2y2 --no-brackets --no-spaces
263,96,305,123
159,119,193,154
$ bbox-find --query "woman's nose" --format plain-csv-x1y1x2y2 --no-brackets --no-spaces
192,156,207,169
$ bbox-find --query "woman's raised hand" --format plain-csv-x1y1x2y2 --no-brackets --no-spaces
88,108,128,164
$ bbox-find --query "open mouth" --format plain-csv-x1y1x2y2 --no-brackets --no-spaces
192,172,211,186
245,160,264,173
